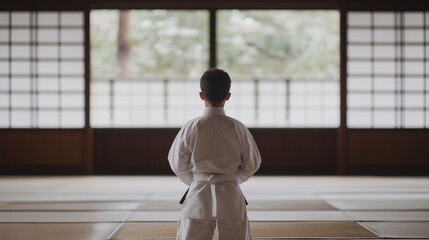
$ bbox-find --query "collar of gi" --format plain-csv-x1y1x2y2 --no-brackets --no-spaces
203,107,225,116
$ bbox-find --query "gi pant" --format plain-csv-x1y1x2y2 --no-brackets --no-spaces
177,210,251,240
177,174,251,240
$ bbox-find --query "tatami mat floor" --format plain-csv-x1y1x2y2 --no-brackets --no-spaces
0,176,428,239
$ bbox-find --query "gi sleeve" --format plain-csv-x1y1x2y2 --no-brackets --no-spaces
168,126,193,186
237,127,262,184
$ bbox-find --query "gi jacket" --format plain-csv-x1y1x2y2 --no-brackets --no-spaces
168,107,261,219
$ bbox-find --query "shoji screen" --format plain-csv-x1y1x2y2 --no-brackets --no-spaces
0,11,85,128
347,12,429,128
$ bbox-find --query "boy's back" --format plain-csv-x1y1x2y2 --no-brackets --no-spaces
168,68,261,240
173,107,259,181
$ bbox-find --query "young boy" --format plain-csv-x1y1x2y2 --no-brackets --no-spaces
168,68,262,240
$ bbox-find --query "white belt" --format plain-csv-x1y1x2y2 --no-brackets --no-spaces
192,173,237,218
193,172,237,184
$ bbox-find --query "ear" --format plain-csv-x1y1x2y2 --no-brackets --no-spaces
199,92,205,100
225,92,231,101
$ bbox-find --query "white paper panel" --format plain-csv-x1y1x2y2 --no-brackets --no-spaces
323,95,339,107
1,10,85,129
11,45,30,58
290,95,306,107
323,109,340,126
348,29,371,43
91,82,110,93
347,61,372,74
60,29,83,42
373,12,395,26
347,110,372,128
129,94,148,107
91,95,110,107
114,82,131,93
167,95,185,107
61,110,84,128
60,45,84,59
113,109,131,126
38,110,59,128
0,77,8,90
61,77,84,91
37,29,58,43
348,12,371,26
374,77,395,91
374,29,395,43
130,82,148,93
0,12,9,26
37,12,58,27
11,93,30,107
348,45,371,58
11,110,31,128
290,82,307,92
348,93,372,108
323,82,338,92
148,82,164,92
113,94,130,107
427,13,429,25
404,30,424,43
374,61,395,74
373,110,395,128
0,110,9,127
426,111,429,127
38,77,58,91
11,12,30,26
38,61,59,75
404,12,424,26
404,110,424,128
11,61,30,74
404,61,424,74
404,77,424,91
307,110,323,127
61,93,84,108
11,77,30,91
0,61,8,74
0,29,9,42
0,45,8,58
404,94,424,108
347,11,429,129
38,45,59,59
60,61,84,75
374,93,395,108
404,45,424,59
148,109,165,126
0,93,8,107
144,95,163,107
11,29,30,42
91,109,110,127
60,12,84,27
374,45,395,58
38,94,59,108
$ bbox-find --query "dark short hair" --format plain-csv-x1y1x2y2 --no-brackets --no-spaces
200,68,231,105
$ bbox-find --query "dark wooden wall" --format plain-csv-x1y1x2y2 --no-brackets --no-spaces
1,0,429,175
0,130,92,174
93,129,337,175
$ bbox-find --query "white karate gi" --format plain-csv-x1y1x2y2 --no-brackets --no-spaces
168,107,261,240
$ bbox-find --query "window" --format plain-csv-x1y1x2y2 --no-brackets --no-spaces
217,10,339,127
0,11,85,128
90,10,209,127
90,9,339,128
347,11,429,128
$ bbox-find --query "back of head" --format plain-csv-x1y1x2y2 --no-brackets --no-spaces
200,68,231,105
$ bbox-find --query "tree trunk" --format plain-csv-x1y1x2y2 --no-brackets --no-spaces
117,10,130,79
